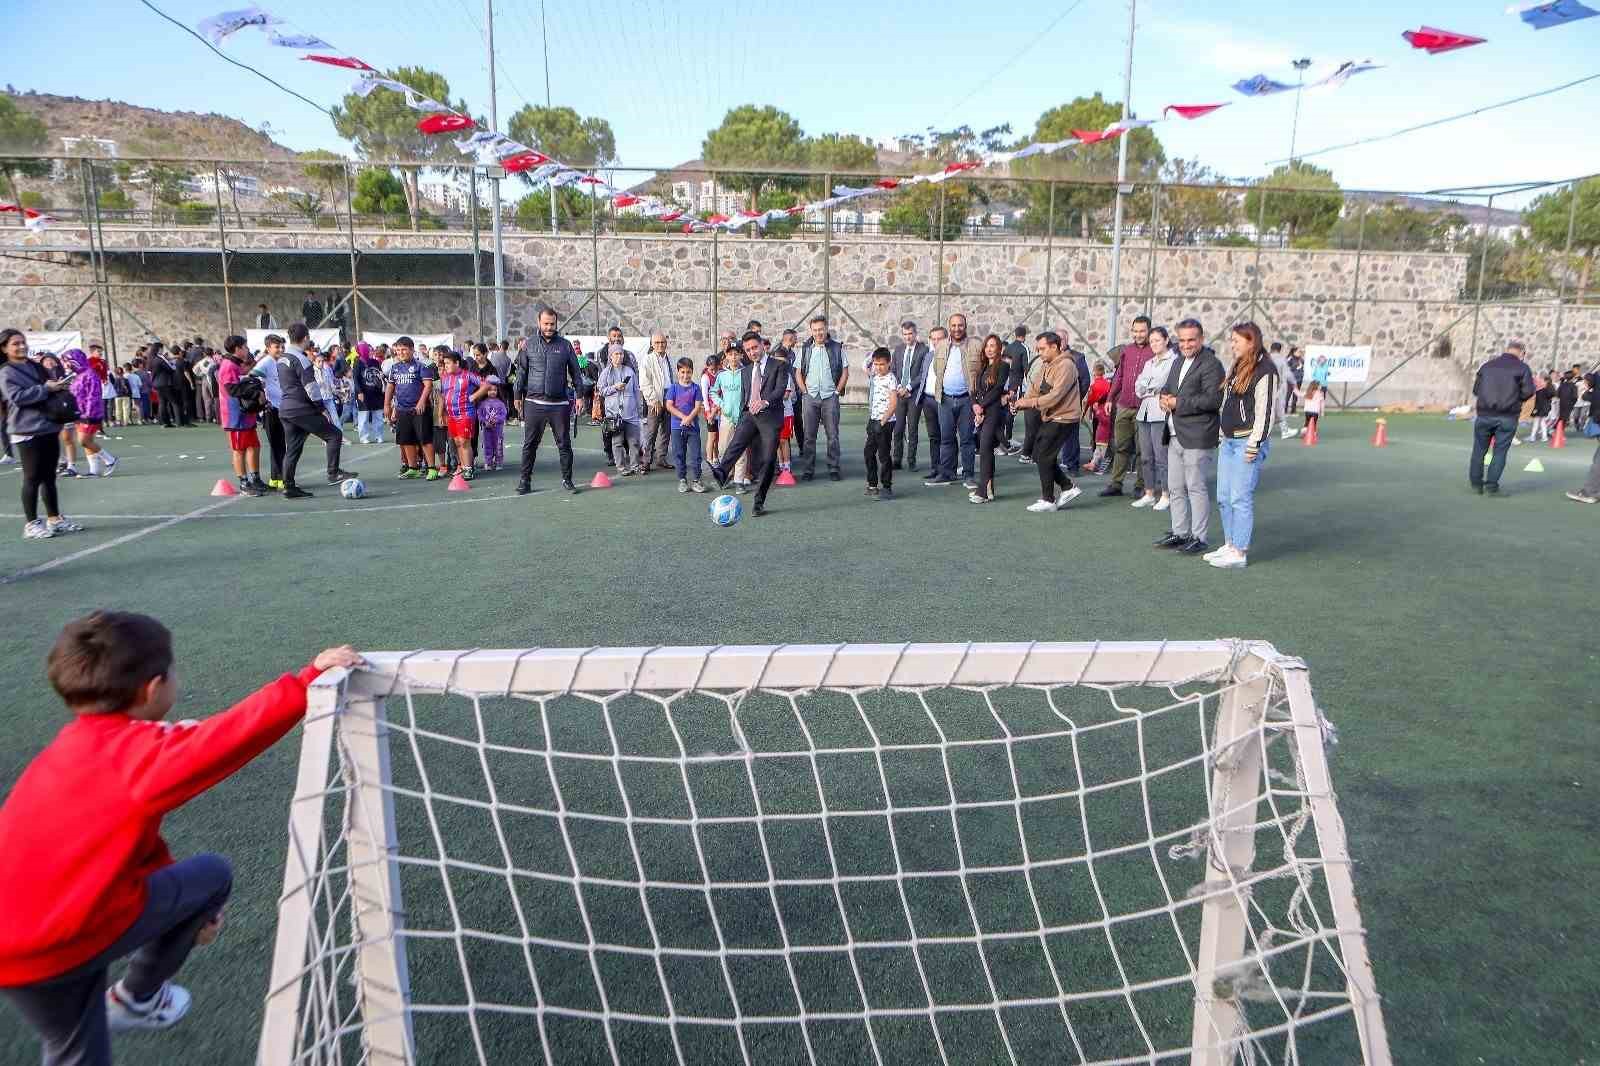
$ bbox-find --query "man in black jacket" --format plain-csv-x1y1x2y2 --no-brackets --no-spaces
1155,319,1226,554
710,332,788,517
514,307,583,495
301,292,324,330
1001,325,1029,454
148,343,178,428
1469,341,1536,495
276,323,356,499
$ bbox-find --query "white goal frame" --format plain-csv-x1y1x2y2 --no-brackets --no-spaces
258,641,1390,1066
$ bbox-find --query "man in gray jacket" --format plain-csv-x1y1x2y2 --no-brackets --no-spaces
794,315,849,481
637,331,674,473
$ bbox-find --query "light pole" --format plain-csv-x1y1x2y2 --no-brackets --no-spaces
1106,0,1136,351
486,0,507,341
542,0,556,236
1288,57,1313,166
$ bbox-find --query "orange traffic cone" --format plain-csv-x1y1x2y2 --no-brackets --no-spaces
775,468,797,486
210,478,239,497
589,470,613,488
1371,418,1388,448
448,472,470,491
1551,420,1566,449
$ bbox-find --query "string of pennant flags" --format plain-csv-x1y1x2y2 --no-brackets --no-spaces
31,1,1600,236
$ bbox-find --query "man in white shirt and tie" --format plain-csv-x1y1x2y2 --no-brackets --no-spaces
924,313,984,487
710,332,787,516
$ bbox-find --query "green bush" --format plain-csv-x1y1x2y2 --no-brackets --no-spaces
1213,233,1254,248
174,201,216,225
18,191,49,211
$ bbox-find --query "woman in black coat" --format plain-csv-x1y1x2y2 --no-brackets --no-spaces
970,334,1010,504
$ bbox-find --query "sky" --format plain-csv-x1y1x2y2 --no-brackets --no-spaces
5,0,1599,207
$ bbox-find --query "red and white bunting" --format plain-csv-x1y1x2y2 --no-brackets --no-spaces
500,151,548,173
1164,103,1228,120
417,113,473,135
302,54,375,71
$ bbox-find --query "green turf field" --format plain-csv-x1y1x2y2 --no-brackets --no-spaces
0,411,1595,1065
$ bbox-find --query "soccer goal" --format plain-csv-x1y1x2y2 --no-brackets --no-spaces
259,642,1389,1066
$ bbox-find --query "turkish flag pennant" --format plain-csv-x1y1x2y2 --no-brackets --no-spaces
578,175,605,185
302,55,376,71
706,213,730,224
1402,26,1487,53
1072,128,1125,144
0,203,18,213
1164,103,1228,120
613,195,641,208
658,210,683,222
417,113,473,135
681,223,695,234
874,178,901,189
500,151,549,173
941,161,981,174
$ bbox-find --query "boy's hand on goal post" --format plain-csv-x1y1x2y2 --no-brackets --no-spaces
195,909,225,947
313,645,365,672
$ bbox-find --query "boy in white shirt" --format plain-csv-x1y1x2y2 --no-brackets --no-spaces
864,347,899,501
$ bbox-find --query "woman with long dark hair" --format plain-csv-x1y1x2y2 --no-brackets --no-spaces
1209,321,1278,570
970,334,1008,503
0,329,85,540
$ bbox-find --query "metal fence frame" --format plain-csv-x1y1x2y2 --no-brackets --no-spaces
6,158,1593,407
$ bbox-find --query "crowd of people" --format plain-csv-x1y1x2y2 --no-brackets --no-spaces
5,310,1597,552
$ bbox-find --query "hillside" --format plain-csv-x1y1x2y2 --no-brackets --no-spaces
5,90,302,162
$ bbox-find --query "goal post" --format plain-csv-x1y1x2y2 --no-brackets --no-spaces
259,641,1390,1066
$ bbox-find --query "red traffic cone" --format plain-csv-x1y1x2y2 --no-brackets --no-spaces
210,478,239,497
589,470,613,488
1371,418,1388,448
1551,420,1566,449
448,472,471,492
775,468,797,486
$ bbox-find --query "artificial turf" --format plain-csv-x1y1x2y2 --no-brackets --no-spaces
0,411,1595,1065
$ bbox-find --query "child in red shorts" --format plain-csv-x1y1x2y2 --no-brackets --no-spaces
0,611,361,1066
216,335,266,495
436,349,490,480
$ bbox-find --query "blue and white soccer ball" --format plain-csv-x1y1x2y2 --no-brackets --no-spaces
339,477,367,500
709,493,742,527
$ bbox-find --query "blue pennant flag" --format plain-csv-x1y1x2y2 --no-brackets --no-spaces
1516,0,1598,29
1232,74,1296,96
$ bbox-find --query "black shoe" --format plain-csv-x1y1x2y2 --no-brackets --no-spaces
1486,483,1500,495
516,481,531,495
1098,484,1123,497
753,503,768,517
283,485,314,499
801,471,815,482
562,480,578,494
327,469,359,484
1472,483,1483,495
711,465,729,489
1179,539,1210,555
879,488,895,501
892,461,903,470
1155,533,1190,549
829,471,842,481
240,480,265,497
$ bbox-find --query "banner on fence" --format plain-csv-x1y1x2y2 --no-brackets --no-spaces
360,331,454,352
1305,344,1372,383
247,328,339,353
25,331,84,355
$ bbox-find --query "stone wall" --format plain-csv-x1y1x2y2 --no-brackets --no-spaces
5,223,1594,407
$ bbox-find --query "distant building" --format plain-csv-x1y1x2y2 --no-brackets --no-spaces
59,136,119,157
419,175,497,214
185,171,261,199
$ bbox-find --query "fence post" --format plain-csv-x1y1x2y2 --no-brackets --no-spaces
935,184,947,325
1465,192,1495,374
469,171,484,339
1041,181,1056,324
344,162,362,339
591,181,601,335
213,163,234,335
822,170,832,326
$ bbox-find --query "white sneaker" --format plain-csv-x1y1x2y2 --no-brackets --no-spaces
1153,495,1171,512
22,519,53,540
1202,544,1233,562
1131,493,1156,509
107,981,192,1032
47,516,84,534
99,454,118,477
0,453,16,465
1054,486,1083,509
1026,498,1057,513
1208,549,1248,570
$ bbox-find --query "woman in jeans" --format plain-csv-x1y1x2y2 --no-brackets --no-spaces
1132,326,1177,511
969,334,1008,503
0,329,85,540
1210,322,1279,570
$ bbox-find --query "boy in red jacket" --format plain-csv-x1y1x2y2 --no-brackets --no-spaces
0,611,362,1066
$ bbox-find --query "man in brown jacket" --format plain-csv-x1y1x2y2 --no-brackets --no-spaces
923,313,987,487
1011,330,1084,512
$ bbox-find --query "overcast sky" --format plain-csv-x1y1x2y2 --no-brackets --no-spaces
5,0,1598,206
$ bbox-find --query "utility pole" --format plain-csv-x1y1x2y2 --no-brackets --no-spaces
1288,57,1313,166
1106,0,1136,352
543,0,556,236
487,0,507,340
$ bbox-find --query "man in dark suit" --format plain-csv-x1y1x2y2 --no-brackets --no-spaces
276,323,357,499
1154,318,1225,555
886,320,930,469
1001,325,1029,453
710,332,787,517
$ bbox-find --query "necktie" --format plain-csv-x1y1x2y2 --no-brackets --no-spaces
748,361,762,413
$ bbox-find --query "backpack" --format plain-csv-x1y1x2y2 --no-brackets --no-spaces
43,388,80,425
226,373,267,415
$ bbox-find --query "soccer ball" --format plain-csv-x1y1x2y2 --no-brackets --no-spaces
339,478,367,500
709,494,742,527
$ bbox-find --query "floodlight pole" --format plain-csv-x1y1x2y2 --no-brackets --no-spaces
1106,0,1136,351
487,0,508,341
1288,58,1313,165
543,0,557,236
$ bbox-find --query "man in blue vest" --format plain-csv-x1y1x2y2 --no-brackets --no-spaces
794,315,849,482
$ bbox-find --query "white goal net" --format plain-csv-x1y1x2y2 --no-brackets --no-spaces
259,642,1389,1066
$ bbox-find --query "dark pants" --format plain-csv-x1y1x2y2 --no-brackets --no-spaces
671,424,702,480
864,418,893,490
936,393,975,481
1000,403,1017,448
1107,406,1142,492
717,412,781,506
1470,413,1517,489
893,392,917,467
180,385,196,426
1022,409,1040,457
520,403,574,485
282,411,342,487
157,388,176,427
917,397,942,473
641,406,671,470
1034,420,1077,501
18,435,61,523
1582,441,1600,497
263,407,286,482
1058,419,1083,474
1,854,231,1066
976,409,1004,498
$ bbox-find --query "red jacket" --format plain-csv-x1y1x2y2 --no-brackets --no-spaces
0,664,323,986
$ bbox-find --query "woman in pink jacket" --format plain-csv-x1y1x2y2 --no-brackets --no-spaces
63,349,118,478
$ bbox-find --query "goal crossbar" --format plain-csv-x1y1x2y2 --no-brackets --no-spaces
259,640,1390,1066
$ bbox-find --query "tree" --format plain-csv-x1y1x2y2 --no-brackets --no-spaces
805,133,878,198
878,124,1007,241
18,190,49,210
272,189,326,225
330,67,471,229
0,95,50,214
1526,176,1600,301
1243,161,1342,244
1327,200,1469,252
507,105,616,170
1012,94,1164,239
514,185,591,230
350,168,408,218
702,105,807,203
97,186,133,213
300,149,348,214
1124,159,1239,245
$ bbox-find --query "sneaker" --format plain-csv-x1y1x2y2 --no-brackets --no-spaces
107,982,192,1033
516,480,532,495
1054,486,1083,509
240,480,265,497
621,466,636,477
1202,544,1234,562
426,469,441,482
47,516,85,534
0,454,15,465
399,467,421,479
678,479,689,493
878,488,895,501
968,492,991,504
99,454,118,477
1153,495,1171,512
1026,499,1057,513
461,468,475,481
60,466,80,478
1003,443,1023,456
562,480,579,494
1098,484,1123,498
1018,455,1035,464
283,486,314,499
22,519,53,540
1208,549,1248,570
1131,493,1155,509
1566,491,1599,504
865,485,880,496
829,471,842,482
962,480,978,490
691,481,706,493
924,477,953,487
327,469,359,484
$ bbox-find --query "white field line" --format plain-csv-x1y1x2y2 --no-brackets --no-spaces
0,496,240,586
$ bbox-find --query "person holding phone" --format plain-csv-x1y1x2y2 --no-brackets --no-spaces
0,329,86,540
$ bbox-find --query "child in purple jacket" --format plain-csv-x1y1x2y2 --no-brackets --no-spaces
63,349,118,478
